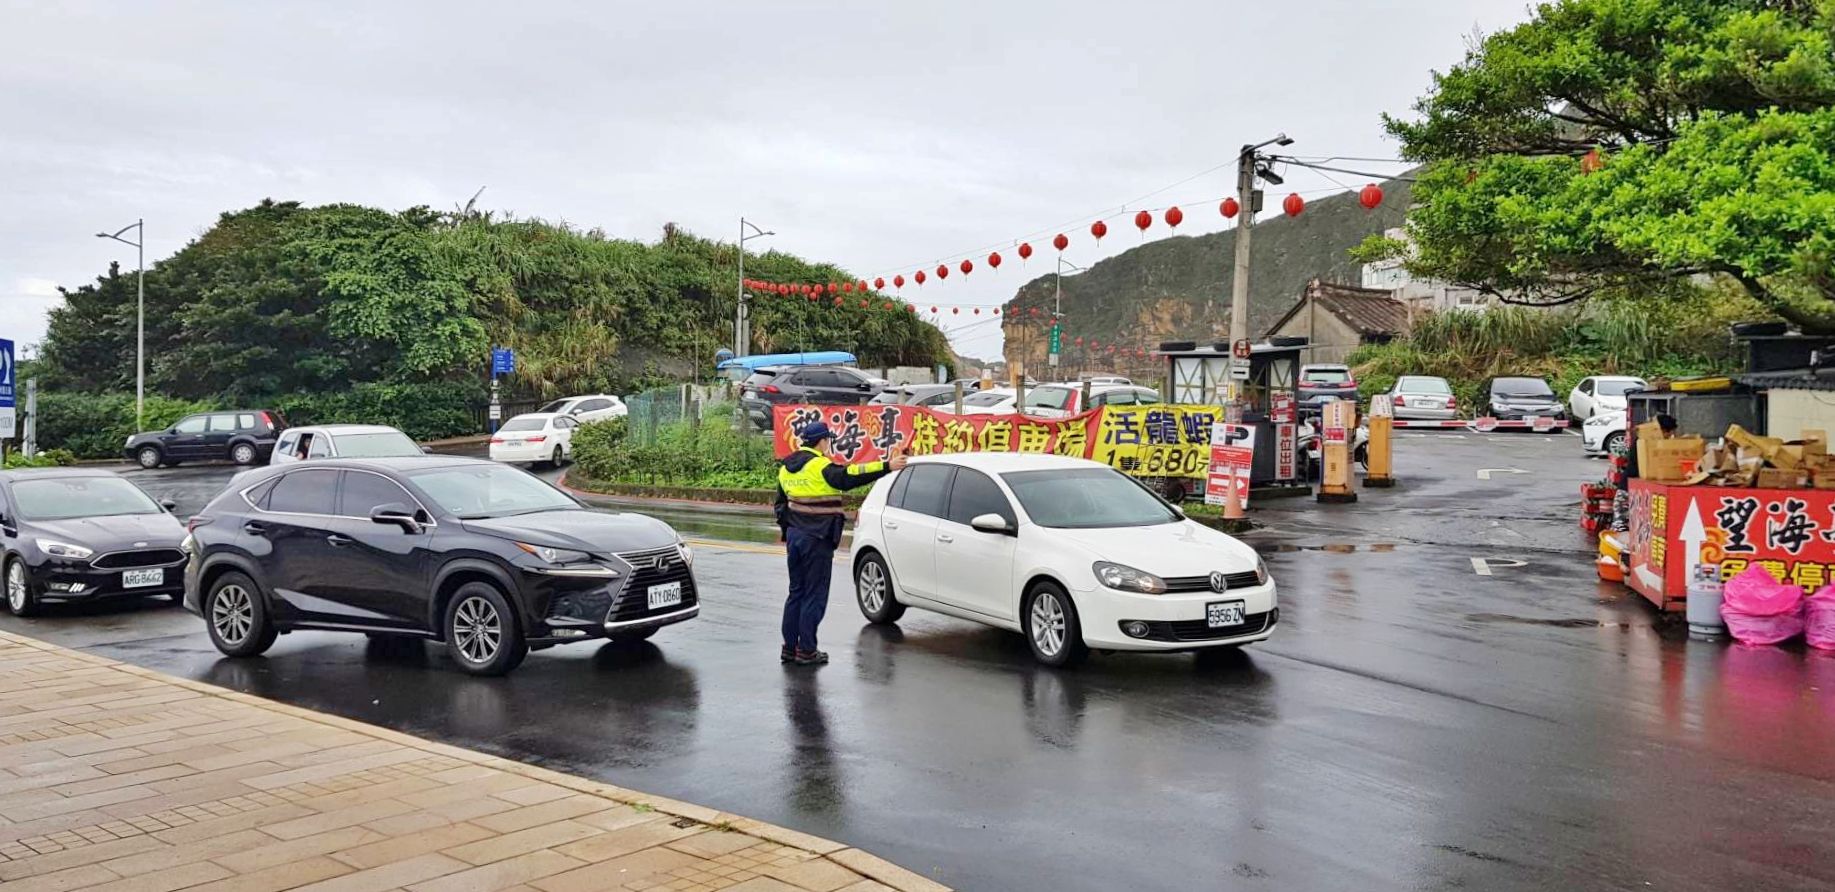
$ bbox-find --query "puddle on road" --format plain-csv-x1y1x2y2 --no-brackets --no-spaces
1465,612,1642,630
1257,542,1398,554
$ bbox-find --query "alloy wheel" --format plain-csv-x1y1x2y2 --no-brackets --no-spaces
7,563,25,613
1030,591,1067,656
453,596,501,664
233,444,255,464
212,585,253,644
858,561,886,614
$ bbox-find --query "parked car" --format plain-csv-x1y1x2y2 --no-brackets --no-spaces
1582,410,1628,456
739,364,879,430
1298,364,1357,408
1569,376,1648,421
124,410,287,469
183,458,696,675
1485,377,1567,427
2,469,185,616
1022,384,1162,419
1388,376,1457,420
869,384,961,407
272,424,426,464
1084,376,1133,387
956,388,1019,415
489,413,578,468
535,394,628,424
850,453,1275,666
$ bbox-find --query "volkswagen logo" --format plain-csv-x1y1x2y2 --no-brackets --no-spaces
1208,571,1228,593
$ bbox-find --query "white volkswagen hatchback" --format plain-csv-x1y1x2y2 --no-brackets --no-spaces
851,453,1276,666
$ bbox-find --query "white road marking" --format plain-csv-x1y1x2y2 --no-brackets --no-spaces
1476,468,1530,480
1471,558,1528,576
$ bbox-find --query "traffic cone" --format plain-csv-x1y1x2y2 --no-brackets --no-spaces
1224,471,1245,520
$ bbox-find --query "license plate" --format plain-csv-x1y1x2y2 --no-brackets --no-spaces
647,581,683,610
122,568,163,589
1206,600,1246,628
505,439,523,447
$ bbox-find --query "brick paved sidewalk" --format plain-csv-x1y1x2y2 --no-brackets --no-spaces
0,631,947,892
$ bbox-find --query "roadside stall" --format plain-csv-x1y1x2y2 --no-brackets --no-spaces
1158,340,1304,490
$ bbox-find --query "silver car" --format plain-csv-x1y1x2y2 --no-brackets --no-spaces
1388,375,1457,420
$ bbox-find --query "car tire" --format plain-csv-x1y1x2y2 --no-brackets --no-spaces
444,582,527,676
1023,582,1088,668
853,552,906,624
5,557,38,617
1354,443,1369,468
205,571,278,657
608,627,657,645
550,446,564,469
1602,431,1626,455
136,446,163,470
230,442,257,465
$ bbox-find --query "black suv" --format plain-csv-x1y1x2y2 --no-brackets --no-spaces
183,457,697,675
739,365,877,430
125,410,287,469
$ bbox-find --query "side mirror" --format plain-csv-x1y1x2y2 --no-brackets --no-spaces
369,502,422,534
421,446,434,454
970,513,1014,536
160,499,178,512
570,408,584,415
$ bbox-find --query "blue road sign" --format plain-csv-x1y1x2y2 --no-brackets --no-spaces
491,347,515,376
0,339,15,438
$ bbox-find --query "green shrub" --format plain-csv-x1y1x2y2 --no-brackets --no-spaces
573,413,776,489
34,392,221,459
4,449,77,469
273,382,483,440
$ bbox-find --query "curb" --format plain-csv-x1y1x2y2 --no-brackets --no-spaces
0,629,951,892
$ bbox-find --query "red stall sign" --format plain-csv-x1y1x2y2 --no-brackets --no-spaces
1627,479,1835,611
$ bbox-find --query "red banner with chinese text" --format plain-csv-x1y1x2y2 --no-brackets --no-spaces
1627,479,1835,610
770,404,1099,464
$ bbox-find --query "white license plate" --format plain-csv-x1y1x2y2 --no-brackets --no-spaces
1206,600,1246,628
122,568,163,589
504,439,523,447
647,581,683,610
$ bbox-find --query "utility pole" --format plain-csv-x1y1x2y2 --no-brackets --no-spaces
1226,135,1293,403
96,219,145,429
735,218,774,357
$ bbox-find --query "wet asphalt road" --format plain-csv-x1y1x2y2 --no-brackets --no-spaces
7,435,1835,891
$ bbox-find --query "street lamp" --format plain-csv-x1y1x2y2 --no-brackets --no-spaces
735,217,775,356
95,219,145,430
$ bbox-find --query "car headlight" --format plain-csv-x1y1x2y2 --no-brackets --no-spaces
1255,556,1269,586
1093,561,1167,594
514,542,593,565
1585,414,1614,427
677,539,694,567
37,540,94,560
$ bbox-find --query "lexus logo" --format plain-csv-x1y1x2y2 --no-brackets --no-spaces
1208,571,1227,593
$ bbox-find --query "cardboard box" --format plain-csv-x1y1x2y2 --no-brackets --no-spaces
1772,444,1805,470
1803,429,1827,458
1757,467,1805,489
1645,436,1707,483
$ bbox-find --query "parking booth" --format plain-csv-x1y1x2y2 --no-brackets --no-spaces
1159,341,1304,488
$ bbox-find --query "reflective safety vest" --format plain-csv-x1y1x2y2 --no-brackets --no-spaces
778,448,882,515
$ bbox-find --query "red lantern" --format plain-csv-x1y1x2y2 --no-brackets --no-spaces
893,274,905,289
858,281,869,292
884,302,894,310
1090,220,1108,242
828,282,838,293
833,297,843,306
1283,193,1304,217
1221,197,1240,219
1164,206,1183,229
1134,210,1152,233
988,251,1002,270
930,306,938,313
1581,148,1604,174
936,264,948,280
915,270,926,286
1030,307,1040,317
874,277,886,290
1075,336,1084,346
960,259,973,275
993,307,1001,315
806,293,816,302
1018,242,1033,261
1052,233,1068,252
973,308,980,315
859,298,868,308
952,307,959,315
843,282,854,293
907,304,916,313
1358,184,1383,210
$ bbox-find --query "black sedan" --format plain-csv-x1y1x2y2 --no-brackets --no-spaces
1,469,186,616
182,457,698,675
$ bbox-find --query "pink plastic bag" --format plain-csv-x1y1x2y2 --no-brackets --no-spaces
1806,587,1835,651
1720,564,1805,646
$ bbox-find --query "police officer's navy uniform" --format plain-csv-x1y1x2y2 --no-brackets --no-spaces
775,432,891,664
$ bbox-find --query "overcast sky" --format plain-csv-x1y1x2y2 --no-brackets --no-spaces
0,0,1534,364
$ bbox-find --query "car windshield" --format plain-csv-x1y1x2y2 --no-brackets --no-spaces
407,465,578,519
964,391,1011,407
1002,468,1180,529
536,399,573,414
1398,377,1451,394
498,417,546,433
1494,378,1554,397
868,390,904,405
1024,388,1072,410
1304,369,1350,383
1597,379,1646,397
13,477,162,521
333,431,422,457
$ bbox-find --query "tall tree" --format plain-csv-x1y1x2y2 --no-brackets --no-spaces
1377,0,1835,329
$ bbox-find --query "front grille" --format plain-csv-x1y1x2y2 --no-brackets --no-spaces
605,547,697,623
1134,609,1275,643
92,549,186,570
1164,571,1261,594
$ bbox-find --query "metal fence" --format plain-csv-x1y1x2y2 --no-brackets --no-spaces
624,384,737,446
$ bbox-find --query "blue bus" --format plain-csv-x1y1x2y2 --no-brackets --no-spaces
716,351,857,382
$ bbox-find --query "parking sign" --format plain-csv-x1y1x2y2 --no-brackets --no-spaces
0,338,14,438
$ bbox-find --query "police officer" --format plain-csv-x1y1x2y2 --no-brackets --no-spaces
775,422,907,665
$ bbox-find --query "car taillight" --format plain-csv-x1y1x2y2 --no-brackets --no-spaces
1446,397,1457,409
490,437,504,444
761,385,782,394
258,411,275,429
526,436,547,443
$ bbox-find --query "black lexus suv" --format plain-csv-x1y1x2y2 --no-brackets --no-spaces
182,457,698,675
